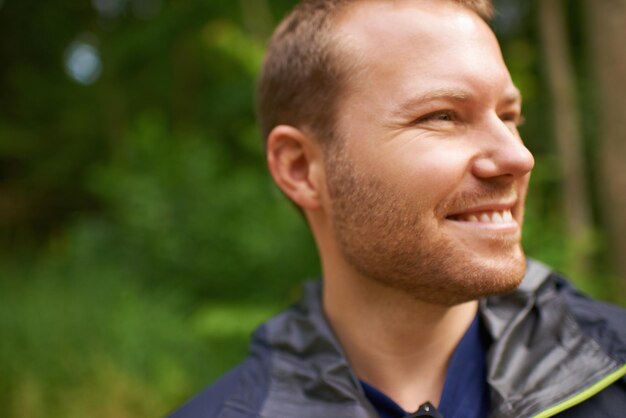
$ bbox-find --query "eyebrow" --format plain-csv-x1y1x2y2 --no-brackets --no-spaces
392,87,522,118
392,88,470,118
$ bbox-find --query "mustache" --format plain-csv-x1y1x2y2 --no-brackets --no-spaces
438,183,519,214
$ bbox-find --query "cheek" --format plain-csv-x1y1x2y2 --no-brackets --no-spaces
519,173,531,191
515,173,532,210
377,144,472,206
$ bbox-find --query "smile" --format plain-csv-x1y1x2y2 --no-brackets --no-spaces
448,209,514,224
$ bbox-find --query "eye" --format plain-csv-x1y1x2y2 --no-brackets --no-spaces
500,112,525,127
414,110,457,124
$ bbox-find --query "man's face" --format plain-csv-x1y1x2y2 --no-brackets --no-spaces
324,0,535,305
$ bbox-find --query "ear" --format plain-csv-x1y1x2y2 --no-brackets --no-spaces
266,125,325,211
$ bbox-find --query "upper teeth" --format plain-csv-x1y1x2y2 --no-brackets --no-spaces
459,210,513,223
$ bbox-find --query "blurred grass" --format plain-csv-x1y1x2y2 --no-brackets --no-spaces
0,256,284,417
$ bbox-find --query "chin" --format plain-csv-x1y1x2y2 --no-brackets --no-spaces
386,251,529,307
447,251,528,304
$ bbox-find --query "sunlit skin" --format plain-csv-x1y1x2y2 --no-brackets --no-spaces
324,0,534,306
266,0,534,412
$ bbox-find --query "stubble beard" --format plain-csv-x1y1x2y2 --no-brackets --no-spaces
325,146,527,306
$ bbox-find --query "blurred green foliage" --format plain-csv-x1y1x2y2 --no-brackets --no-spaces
0,0,623,417
84,114,318,302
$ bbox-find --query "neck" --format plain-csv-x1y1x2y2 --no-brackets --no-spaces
323,268,477,412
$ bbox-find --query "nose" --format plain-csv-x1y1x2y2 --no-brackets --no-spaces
471,117,535,180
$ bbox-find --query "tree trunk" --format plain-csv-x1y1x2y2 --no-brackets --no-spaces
538,0,593,274
584,0,626,298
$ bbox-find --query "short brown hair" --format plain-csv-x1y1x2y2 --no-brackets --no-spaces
256,0,494,147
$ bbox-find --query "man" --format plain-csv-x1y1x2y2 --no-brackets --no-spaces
170,0,626,416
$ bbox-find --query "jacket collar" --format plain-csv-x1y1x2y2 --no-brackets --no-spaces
252,260,623,418
256,280,378,417
480,260,623,418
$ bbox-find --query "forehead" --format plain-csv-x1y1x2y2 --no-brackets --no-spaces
332,0,516,112
336,0,488,41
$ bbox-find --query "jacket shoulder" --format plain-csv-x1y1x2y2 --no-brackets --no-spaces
552,274,626,363
168,330,273,418
555,376,626,417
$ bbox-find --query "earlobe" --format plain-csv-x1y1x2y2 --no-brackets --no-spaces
266,125,324,210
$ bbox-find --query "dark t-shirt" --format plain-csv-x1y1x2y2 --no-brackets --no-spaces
361,315,490,418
